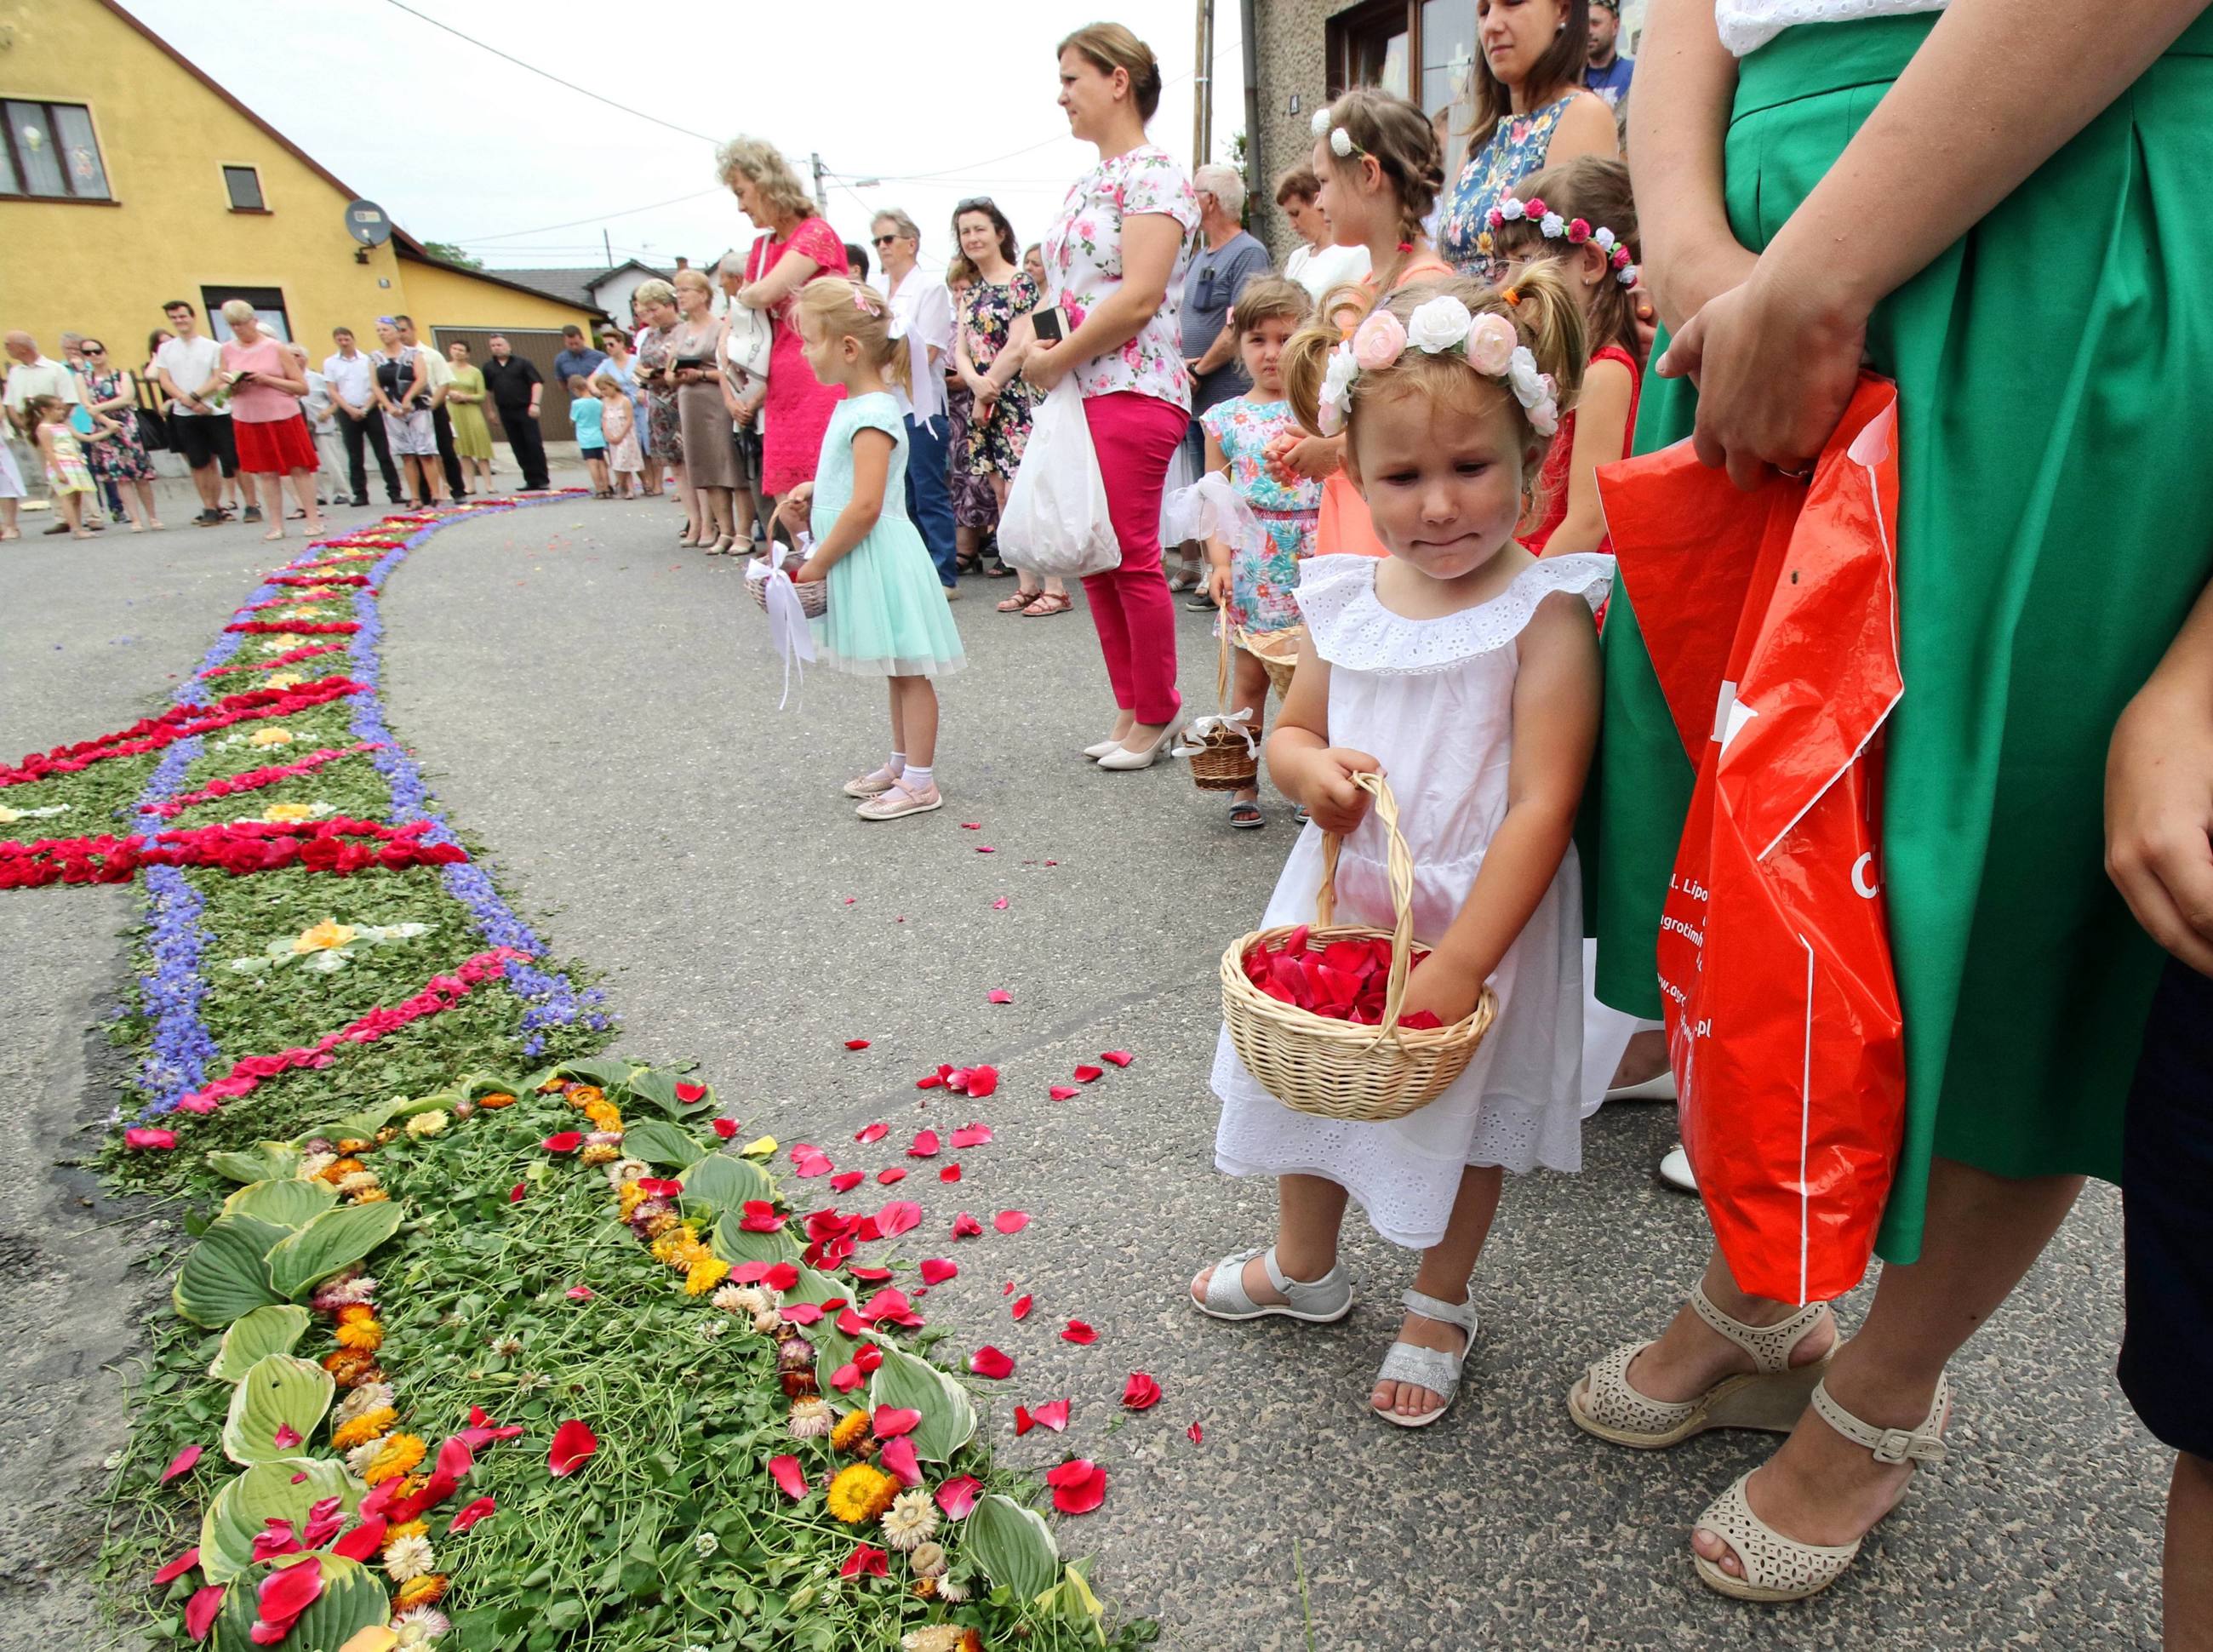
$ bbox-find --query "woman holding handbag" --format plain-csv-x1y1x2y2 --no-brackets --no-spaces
718,135,850,528
1026,22,1199,769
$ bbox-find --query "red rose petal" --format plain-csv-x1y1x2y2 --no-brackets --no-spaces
1187,1420,1204,1444
1032,1398,1070,1432
1122,1372,1163,1409
540,1131,583,1153
185,1583,225,1642
961,821,982,829
993,1210,1030,1235
781,1301,825,1325
153,1545,200,1586
951,1210,984,1239
918,1257,958,1285
950,1123,993,1149
795,1157,835,1179
448,1495,496,1535
872,1406,923,1438
1049,1085,1080,1100
840,1543,889,1579
1101,1049,1135,1067
976,845,996,854
878,1434,923,1488
855,1344,884,1375
936,1475,982,1518
763,1263,800,1291
1045,1456,1107,1515
915,1073,945,1090
160,1444,203,1485
272,1423,302,1449
1010,1294,1032,1320
676,1081,708,1102
1072,1064,1104,1083
986,988,1014,1004
855,1123,889,1144
907,1129,940,1157
992,897,1010,910
835,1307,868,1336
960,1065,999,1098
1013,1404,1036,1437
831,1170,866,1193
969,1346,1015,1380
1061,1319,1097,1345
844,1039,872,1050
876,1199,922,1238
939,1163,961,1183
710,1117,739,1140
767,1455,808,1500
847,1263,894,1283
829,1362,863,1392
876,1167,906,1185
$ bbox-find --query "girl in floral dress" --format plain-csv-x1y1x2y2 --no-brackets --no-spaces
81,342,162,530
31,397,97,539
1199,279,1323,828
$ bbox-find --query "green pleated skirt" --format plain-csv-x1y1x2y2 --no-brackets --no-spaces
1588,11,2213,1262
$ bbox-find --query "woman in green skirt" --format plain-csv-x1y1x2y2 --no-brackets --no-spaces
1569,0,2213,1604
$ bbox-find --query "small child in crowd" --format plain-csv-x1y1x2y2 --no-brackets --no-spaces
1483,158,1644,557
567,375,609,498
597,375,643,499
781,278,966,822
1198,277,1324,830
1192,266,1610,1429
32,396,98,539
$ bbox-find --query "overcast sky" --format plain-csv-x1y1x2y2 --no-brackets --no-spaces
129,0,1247,278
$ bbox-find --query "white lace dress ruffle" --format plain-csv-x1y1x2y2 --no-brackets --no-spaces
1212,552,1615,1250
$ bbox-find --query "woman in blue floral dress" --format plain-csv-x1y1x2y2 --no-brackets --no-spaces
1434,0,1617,281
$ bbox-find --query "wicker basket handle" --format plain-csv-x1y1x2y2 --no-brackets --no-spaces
1313,770,1419,1045
1215,614,1232,712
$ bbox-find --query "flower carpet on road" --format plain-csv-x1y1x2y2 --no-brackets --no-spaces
2,500,1157,1651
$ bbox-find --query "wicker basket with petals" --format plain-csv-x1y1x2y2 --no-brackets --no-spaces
1182,622,1261,792
1220,771,1494,1122
746,551,828,619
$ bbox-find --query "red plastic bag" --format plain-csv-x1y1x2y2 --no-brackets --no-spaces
1597,376,1906,1303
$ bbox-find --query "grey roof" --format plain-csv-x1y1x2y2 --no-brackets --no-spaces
477,260,670,310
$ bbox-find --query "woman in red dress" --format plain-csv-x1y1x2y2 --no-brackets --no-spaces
718,137,851,527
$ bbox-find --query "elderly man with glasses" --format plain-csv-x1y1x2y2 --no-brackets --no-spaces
872,209,961,592
1168,162,1269,596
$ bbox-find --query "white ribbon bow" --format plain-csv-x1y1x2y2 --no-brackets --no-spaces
1174,705,1261,759
746,551,817,711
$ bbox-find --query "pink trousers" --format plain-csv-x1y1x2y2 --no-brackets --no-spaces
1079,390,1190,724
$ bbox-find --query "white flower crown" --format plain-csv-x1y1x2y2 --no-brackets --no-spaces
1309,104,1367,161
1315,294,1559,439
1485,192,1638,287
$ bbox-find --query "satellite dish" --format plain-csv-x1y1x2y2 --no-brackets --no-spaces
344,200,392,248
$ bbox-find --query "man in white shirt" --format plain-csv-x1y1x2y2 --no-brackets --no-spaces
872,210,959,594
153,299,259,528
323,326,403,506
395,316,465,499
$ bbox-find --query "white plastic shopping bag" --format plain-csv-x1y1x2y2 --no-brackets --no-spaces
996,380,1120,580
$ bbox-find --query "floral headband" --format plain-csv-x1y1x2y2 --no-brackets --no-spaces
1484,193,1638,287
1316,294,1559,438
1309,104,1369,162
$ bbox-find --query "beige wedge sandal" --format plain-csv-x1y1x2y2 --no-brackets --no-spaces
1568,1285,1834,1449
1690,1373,1949,1602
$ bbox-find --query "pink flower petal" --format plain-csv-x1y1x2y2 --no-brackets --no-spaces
185,1584,225,1642
160,1444,203,1485
986,988,1014,1004
1010,1294,1032,1320
272,1423,302,1449
969,1346,1015,1380
547,1419,598,1478
992,897,1010,910
906,1129,940,1158
1049,1085,1080,1100
958,1065,1000,1098
1032,1398,1070,1432
855,1122,889,1143
781,1301,826,1325
829,1362,863,1392
950,1123,993,1149
1061,1319,1097,1346
565,1284,595,1300
1045,1456,1107,1515
448,1495,496,1535
951,1210,983,1239
976,845,996,854
936,1475,982,1518
1101,1050,1135,1067
541,1131,583,1153
1188,1420,1204,1444
918,1258,958,1285
124,1127,177,1151
1123,1372,1163,1409
876,1167,906,1185
509,1184,527,1203
844,1039,872,1050
1014,1405,1036,1436
937,1163,961,1184
153,1545,200,1586
840,1543,889,1579
711,1118,739,1140
1072,1064,1104,1083
878,1434,923,1488
767,1455,808,1499
872,1406,923,1438
993,1210,1030,1235
961,822,983,829
875,1198,923,1237
676,1081,708,1103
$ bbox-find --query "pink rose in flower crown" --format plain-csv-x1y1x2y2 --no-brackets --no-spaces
1464,312,1519,376
1352,308,1407,371
1522,197,1547,221
1567,218,1591,244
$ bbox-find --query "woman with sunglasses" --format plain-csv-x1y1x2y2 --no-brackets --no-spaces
952,197,1066,616
79,338,163,530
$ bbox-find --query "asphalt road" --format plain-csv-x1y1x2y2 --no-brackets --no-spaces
0,475,2170,1650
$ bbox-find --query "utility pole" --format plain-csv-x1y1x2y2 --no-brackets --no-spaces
602,228,614,269
810,151,829,212
1240,0,1262,203
1192,0,1215,164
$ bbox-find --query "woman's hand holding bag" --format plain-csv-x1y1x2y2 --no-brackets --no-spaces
995,378,1119,580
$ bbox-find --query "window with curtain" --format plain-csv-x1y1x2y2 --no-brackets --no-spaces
0,101,111,199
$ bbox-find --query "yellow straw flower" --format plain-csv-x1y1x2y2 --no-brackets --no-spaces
335,1318,385,1352
362,1433,427,1486
330,1406,397,1451
684,1256,729,1295
394,1575,449,1610
825,1463,898,1524
617,1183,648,1218
830,1409,872,1454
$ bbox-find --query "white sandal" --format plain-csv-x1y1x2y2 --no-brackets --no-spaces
1691,1373,1949,1602
1569,1285,1834,1449
1370,1288,1478,1428
1190,1243,1352,1324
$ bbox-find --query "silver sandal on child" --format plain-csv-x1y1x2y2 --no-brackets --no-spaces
1569,1284,1834,1449
1691,1373,1950,1602
1190,1244,1353,1324
1370,1288,1479,1428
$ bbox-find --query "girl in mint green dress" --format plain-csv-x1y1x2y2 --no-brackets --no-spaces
781,279,965,821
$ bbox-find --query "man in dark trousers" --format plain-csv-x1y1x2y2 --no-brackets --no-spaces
482,335,548,490
323,327,403,505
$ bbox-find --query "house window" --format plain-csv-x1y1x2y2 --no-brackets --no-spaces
0,100,112,200
202,287,292,344
1329,0,1410,98
222,165,266,212
1326,3,1480,182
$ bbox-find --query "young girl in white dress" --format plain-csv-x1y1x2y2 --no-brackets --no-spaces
1191,266,1611,1428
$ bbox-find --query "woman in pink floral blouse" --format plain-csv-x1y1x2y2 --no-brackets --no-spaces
1025,22,1198,772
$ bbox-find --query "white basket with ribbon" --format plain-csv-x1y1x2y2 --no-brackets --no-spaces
745,533,822,709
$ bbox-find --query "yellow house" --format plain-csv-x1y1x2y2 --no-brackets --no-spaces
0,0,598,436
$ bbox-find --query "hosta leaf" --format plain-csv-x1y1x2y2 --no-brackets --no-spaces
220,1178,336,1232
620,1118,706,1169
174,1215,288,1329
208,1304,312,1382
867,1346,977,1462
220,1354,335,1465
712,1213,800,1267
205,1142,301,1185
622,1067,708,1119
678,1152,772,1218
210,1553,390,1651
266,1202,403,1300
198,1458,360,1584
968,1493,1061,1601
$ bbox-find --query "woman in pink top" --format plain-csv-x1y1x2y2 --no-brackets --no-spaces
1027,23,1199,772
217,299,323,540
